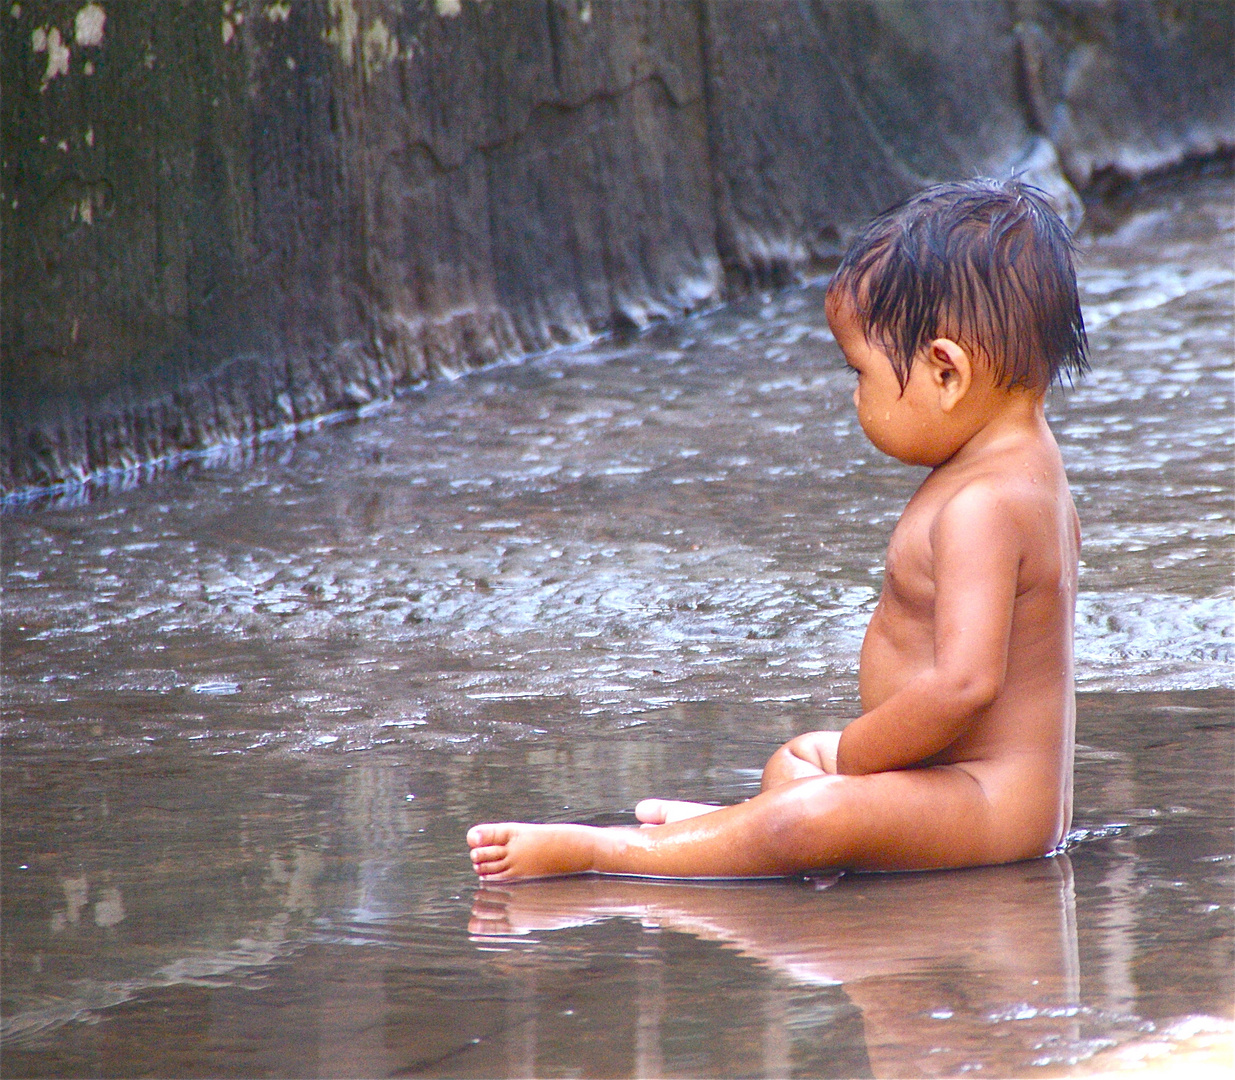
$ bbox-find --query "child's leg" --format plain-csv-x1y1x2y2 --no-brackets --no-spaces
634,729,844,826
468,764,1004,881
761,730,842,788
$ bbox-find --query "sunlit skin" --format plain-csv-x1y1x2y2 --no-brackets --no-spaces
467,289,1080,882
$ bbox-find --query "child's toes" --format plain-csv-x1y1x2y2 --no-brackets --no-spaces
634,799,668,825
470,843,506,866
468,823,515,849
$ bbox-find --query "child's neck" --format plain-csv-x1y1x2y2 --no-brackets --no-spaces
940,390,1049,470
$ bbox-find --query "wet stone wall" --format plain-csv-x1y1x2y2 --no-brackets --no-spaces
2,0,1232,497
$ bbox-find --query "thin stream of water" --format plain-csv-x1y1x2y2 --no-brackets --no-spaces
1,173,1231,1077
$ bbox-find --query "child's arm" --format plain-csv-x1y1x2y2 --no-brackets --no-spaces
837,484,1022,776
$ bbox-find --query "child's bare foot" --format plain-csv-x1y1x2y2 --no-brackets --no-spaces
634,798,724,826
468,822,605,881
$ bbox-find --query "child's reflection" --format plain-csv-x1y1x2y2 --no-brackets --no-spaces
471,855,1079,1078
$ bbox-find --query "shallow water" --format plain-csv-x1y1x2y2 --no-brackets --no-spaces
2,173,1232,1077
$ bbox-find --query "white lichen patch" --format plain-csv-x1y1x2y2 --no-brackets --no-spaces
436,0,462,17
85,126,94,147
69,186,106,226
324,0,399,78
74,3,105,47
221,0,243,42
33,25,71,89
361,16,398,80
323,0,359,65
264,2,290,22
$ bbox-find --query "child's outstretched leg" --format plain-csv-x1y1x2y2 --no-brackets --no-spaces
468,764,1028,882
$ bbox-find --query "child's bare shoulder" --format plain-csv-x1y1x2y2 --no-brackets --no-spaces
930,437,1075,569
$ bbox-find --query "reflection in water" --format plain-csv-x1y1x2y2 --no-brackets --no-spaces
1,175,1232,1075
1,697,1229,1075
470,857,1083,1078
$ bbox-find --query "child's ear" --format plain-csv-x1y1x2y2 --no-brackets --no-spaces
926,338,972,412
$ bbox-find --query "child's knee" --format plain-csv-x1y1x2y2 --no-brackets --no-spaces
762,740,816,789
758,774,853,858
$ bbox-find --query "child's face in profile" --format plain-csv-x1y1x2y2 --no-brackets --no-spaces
826,291,944,467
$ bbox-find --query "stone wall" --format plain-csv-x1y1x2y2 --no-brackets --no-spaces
3,0,1231,497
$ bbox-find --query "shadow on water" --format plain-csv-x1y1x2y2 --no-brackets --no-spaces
2,175,1231,1076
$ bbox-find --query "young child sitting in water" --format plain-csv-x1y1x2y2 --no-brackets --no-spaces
468,177,1088,881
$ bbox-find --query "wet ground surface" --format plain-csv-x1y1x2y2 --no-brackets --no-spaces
2,173,1232,1076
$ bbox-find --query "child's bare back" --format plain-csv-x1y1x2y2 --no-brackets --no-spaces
468,178,1088,882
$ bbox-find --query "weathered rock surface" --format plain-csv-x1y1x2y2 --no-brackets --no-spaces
3,0,1231,497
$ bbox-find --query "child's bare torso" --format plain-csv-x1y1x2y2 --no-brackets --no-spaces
859,422,1080,851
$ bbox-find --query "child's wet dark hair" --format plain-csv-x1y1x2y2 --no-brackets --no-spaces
829,178,1089,390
